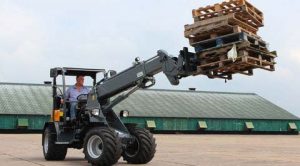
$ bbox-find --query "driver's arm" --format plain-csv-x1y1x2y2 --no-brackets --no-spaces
65,87,71,102
83,86,90,95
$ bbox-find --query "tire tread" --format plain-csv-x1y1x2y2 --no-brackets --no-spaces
123,127,156,164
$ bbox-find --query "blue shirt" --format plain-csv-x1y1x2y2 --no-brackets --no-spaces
65,85,90,102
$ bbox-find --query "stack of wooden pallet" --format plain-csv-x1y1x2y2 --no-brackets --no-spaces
184,0,276,79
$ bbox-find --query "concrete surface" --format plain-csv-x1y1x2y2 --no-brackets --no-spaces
0,134,300,166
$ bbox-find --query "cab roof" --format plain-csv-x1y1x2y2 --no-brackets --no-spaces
50,67,105,78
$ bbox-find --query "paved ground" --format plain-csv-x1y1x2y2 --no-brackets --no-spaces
0,134,300,166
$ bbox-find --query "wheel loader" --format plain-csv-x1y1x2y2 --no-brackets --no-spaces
42,48,200,165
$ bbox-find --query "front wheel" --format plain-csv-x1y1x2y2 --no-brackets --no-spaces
122,127,156,164
83,127,122,166
42,126,68,160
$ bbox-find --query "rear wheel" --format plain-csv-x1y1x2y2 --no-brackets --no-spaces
83,127,122,166
42,126,68,160
122,127,156,164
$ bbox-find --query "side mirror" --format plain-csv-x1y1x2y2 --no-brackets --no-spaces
50,69,58,78
109,70,117,77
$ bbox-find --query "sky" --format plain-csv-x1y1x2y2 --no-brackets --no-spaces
0,0,299,116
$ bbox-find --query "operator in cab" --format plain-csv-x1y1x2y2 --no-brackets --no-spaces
65,75,90,121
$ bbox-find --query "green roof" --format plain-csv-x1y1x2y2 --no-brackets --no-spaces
0,82,298,120
0,83,52,115
115,89,299,120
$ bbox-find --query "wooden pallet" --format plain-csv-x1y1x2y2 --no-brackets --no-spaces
195,48,276,79
192,0,263,20
185,13,259,43
198,54,276,72
198,47,276,67
193,32,268,53
192,0,264,28
197,41,275,60
197,41,249,59
201,55,274,80
185,23,259,45
195,66,254,80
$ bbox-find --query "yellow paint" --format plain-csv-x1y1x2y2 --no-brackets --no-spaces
54,110,61,122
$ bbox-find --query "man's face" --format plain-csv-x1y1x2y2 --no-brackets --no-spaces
76,76,84,86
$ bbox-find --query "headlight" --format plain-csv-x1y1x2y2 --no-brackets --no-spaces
91,109,100,116
120,110,129,118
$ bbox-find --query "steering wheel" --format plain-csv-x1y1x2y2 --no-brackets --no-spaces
77,94,88,101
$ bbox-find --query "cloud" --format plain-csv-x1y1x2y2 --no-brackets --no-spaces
288,49,300,65
274,66,294,80
0,2,47,82
0,0,299,116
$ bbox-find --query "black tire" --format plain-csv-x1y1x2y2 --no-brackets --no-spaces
42,126,68,160
122,127,156,164
83,127,122,166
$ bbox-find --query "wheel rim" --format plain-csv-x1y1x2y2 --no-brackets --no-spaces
43,132,49,154
125,136,139,157
87,135,103,159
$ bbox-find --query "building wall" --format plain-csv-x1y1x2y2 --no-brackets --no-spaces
122,117,300,133
1,114,298,134
0,83,299,134
0,114,49,130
